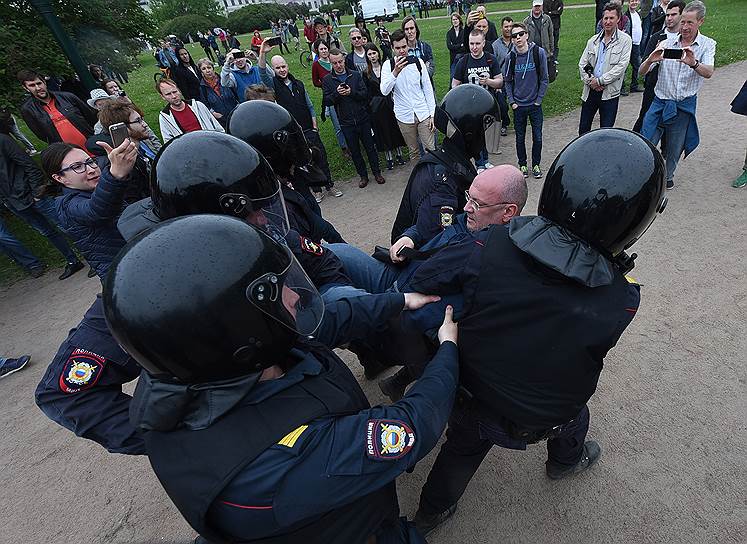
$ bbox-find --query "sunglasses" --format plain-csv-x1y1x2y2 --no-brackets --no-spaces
511,31,527,38
351,36,363,40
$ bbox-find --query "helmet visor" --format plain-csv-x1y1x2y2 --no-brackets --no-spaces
224,186,289,238
246,249,324,336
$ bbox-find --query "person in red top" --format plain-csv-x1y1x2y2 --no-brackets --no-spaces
251,30,263,54
304,19,316,51
156,78,224,142
18,69,97,152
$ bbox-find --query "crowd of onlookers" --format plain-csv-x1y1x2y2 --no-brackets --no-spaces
0,0,730,300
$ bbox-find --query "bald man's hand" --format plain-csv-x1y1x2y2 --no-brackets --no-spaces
390,236,415,263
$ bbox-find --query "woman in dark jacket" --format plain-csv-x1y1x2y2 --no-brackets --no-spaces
363,44,406,170
197,58,239,128
41,139,137,279
446,12,466,74
172,47,202,101
354,16,372,43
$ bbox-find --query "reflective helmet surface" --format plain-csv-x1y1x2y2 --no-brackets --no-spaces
434,84,499,160
539,128,667,257
227,100,312,177
103,215,324,384
151,131,288,234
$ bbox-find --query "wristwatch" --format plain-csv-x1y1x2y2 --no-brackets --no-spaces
691,59,700,70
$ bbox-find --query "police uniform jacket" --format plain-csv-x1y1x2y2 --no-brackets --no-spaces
407,217,641,431
133,292,458,543
35,296,144,455
390,142,476,244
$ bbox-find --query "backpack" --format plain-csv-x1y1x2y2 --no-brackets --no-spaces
505,44,552,100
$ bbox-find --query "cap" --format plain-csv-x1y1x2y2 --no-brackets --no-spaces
532,0,543,5
87,88,115,108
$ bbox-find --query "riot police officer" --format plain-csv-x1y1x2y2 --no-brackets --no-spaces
227,100,345,243
104,214,459,543
408,129,668,535
116,131,350,294
34,295,144,455
390,84,500,244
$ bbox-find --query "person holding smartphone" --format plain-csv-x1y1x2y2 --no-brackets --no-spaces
40,137,138,279
220,47,263,103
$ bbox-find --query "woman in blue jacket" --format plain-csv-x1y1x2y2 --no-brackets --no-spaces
40,138,137,279
197,58,239,128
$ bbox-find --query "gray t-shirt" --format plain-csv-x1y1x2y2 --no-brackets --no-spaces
352,50,368,72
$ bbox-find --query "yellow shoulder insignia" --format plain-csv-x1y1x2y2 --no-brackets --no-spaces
625,275,639,285
278,425,309,448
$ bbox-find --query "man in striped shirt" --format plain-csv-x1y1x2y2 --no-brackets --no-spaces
640,0,715,189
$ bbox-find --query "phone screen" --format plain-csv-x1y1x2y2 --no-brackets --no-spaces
233,51,245,59
267,36,282,47
662,48,683,59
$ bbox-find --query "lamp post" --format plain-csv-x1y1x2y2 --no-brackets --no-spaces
29,0,98,91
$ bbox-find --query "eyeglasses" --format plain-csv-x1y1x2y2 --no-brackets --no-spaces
465,190,511,213
125,117,145,126
59,157,99,175
511,31,527,39
351,36,363,40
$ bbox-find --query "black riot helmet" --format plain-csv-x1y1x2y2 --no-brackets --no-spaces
151,131,289,235
434,84,499,160
539,128,667,264
103,215,324,384
227,100,312,177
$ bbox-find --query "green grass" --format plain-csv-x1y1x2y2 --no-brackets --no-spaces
2,0,745,285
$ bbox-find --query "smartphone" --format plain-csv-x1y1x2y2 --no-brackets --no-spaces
663,48,683,59
232,50,245,59
406,55,418,65
477,12,485,19
109,122,129,148
266,36,282,47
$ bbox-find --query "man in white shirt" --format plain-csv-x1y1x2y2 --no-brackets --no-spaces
640,0,715,189
622,0,644,94
381,29,436,162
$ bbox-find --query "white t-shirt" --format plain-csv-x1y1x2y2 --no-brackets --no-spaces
630,11,642,46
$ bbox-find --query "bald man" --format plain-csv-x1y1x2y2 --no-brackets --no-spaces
327,166,528,398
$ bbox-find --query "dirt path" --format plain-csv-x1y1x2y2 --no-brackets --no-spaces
1,62,744,544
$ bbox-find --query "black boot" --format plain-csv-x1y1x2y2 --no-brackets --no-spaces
58,261,84,280
378,367,413,402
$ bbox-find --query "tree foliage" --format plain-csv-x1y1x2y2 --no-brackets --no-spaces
0,0,155,110
227,3,309,34
150,0,224,26
159,14,217,42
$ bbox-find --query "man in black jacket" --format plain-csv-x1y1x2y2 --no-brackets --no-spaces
0,133,83,279
322,49,384,188
17,69,97,151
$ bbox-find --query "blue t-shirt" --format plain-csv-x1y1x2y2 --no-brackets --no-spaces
504,44,549,107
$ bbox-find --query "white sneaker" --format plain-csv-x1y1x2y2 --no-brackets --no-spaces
484,162,495,169
328,187,343,197
476,167,486,174
314,192,324,203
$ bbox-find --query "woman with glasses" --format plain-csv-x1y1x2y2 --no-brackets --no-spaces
40,137,137,279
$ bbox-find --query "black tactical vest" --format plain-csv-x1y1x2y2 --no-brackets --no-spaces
458,225,638,431
144,345,396,543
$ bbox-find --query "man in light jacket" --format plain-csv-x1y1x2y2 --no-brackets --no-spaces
524,1,555,61
577,2,632,134
156,79,224,142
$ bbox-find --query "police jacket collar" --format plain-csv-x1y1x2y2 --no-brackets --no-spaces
508,215,616,287
130,349,322,432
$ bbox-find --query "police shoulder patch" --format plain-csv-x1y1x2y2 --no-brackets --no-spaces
366,419,416,461
300,236,323,256
59,348,106,394
439,206,454,229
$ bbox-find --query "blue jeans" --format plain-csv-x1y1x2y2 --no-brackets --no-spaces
513,104,543,168
326,106,347,150
11,199,78,264
0,215,43,270
578,90,619,135
475,148,489,169
326,243,400,294
643,108,691,183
